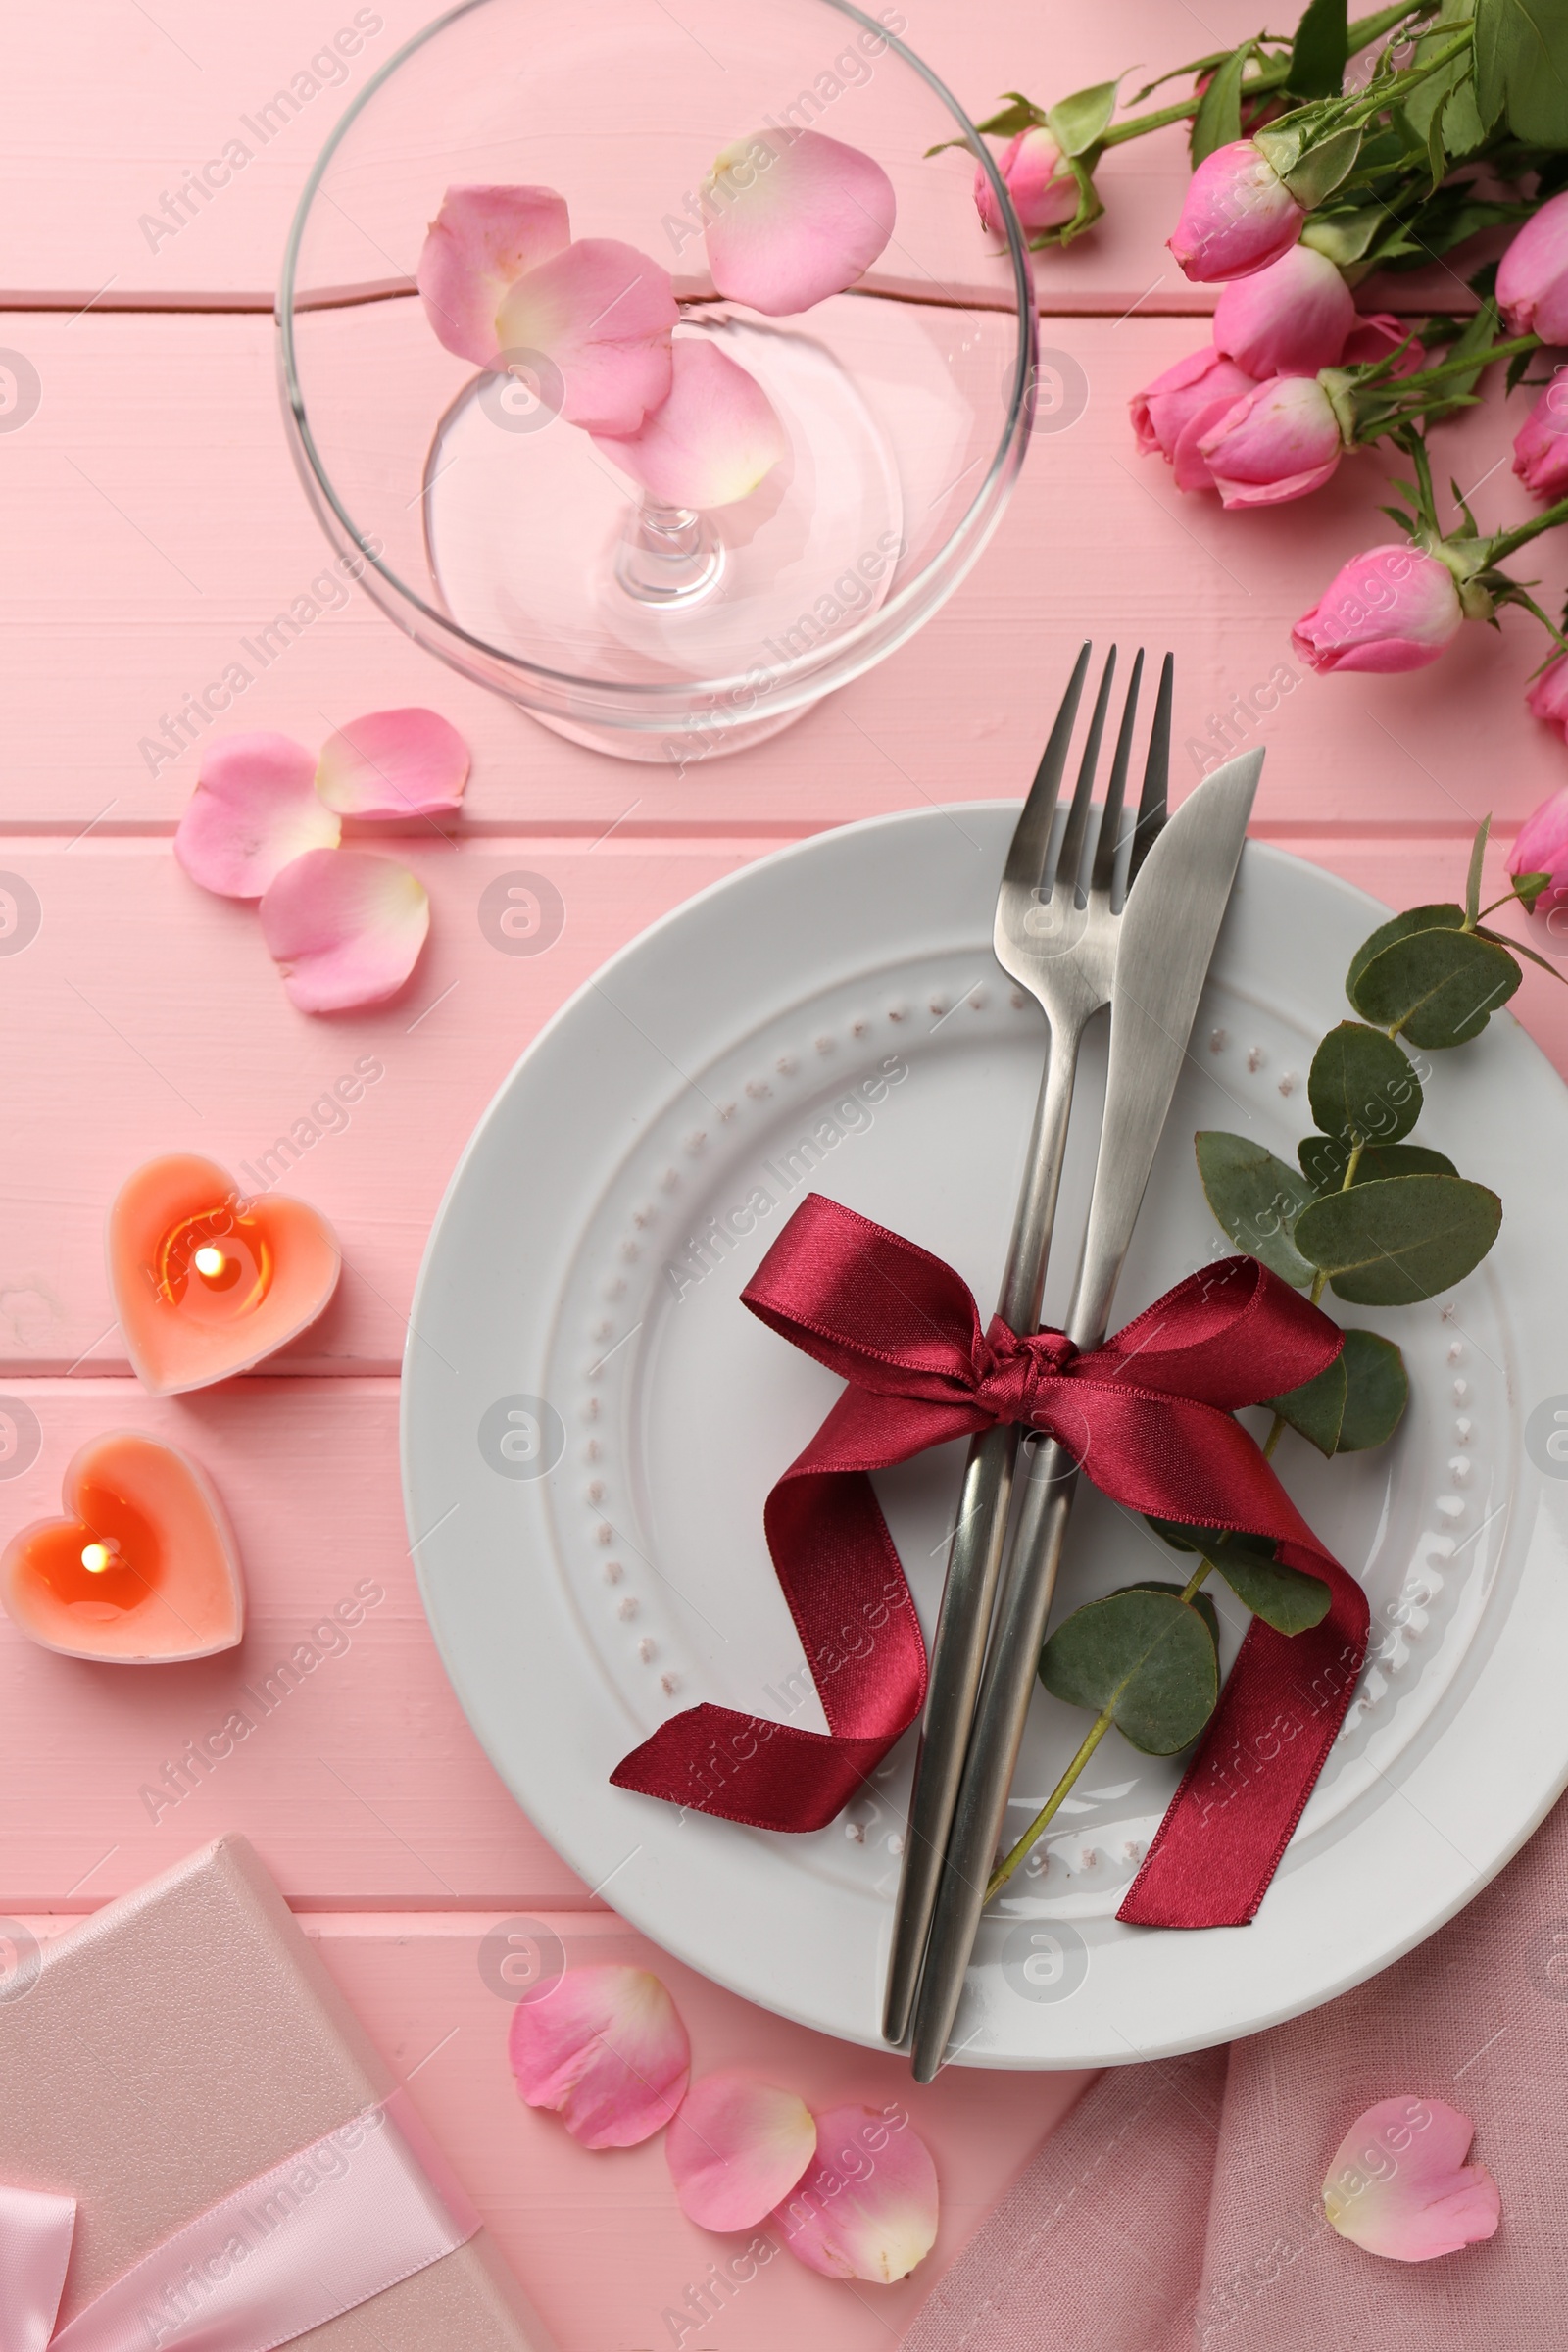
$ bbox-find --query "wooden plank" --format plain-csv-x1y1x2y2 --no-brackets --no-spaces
4,310,1561,838
0,827,1557,1391
0,1377,592,1905
3,0,1273,310
0,838,770,1376
10,1902,1091,2352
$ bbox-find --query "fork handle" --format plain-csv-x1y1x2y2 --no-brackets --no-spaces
882,1019,1084,2045
908,1447,1079,2080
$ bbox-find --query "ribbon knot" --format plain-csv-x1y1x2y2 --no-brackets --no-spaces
611,1194,1370,1931
975,1316,1077,1431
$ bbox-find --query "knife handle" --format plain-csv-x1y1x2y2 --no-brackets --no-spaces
908,1443,1080,2081
882,1022,1085,2046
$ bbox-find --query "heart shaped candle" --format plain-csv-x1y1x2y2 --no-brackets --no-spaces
109,1154,340,1394
1,1431,245,1661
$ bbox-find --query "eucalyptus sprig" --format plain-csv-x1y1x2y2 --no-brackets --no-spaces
988,819,1551,1897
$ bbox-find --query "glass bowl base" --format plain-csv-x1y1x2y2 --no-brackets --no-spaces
421,315,905,761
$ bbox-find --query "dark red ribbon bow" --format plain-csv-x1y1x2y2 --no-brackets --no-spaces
612,1195,1370,1929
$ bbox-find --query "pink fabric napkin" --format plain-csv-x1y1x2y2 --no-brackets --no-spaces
902,1789,1568,2350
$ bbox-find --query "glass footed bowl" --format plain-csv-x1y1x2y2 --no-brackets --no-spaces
277,0,1034,764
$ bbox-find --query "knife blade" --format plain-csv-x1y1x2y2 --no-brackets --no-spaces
906,744,1264,2079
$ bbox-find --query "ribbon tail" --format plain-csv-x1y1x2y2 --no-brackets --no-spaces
1117,1563,1370,1929
0,2182,74,2352
611,1703,901,1833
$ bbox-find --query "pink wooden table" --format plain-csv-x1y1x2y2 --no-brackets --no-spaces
6,5,1566,2344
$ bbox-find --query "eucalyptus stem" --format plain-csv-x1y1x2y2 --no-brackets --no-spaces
986,1550,1219,1897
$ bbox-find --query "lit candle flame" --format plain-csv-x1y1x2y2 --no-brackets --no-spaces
80,1542,116,1575
194,1246,226,1279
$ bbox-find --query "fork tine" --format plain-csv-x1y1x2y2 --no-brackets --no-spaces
1002,641,1092,890
1126,651,1173,890
1055,645,1116,901
1090,647,1144,897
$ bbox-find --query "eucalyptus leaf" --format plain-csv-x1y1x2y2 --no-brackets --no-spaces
1308,1020,1423,1144
1335,1326,1410,1449
1293,1172,1502,1304
1267,1351,1348,1455
1196,1133,1316,1286
1348,902,1463,999
1348,906,1521,1045
1046,77,1120,158
1038,1586,1218,1755
1147,1519,1332,1635
1192,42,1253,162
1475,0,1568,147
1289,0,1351,97
1298,1134,1459,1191
1126,1579,1221,1652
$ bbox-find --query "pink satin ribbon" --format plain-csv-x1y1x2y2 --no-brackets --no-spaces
8,2090,478,2352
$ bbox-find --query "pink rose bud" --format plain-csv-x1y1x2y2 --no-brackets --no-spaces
974,127,1079,237
1498,187,1568,342
1526,656,1568,737
1168,139,1304,283
1340,313,1425,374
1509,769,1568,951
1129,345,1259,491
1197,375,1345,508
1213,245,1353,375
1513,376,1568,498
1292,544,1465,674
1511,776,1568,872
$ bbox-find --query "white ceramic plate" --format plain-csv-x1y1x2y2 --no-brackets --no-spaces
404,808,1568,2067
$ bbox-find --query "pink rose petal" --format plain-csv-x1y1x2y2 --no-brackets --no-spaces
667,2072,816,2230
1324,2096,1500,2262
705,128,895,315
496,240,676,433
259,848,429,1013
592,338,787,510
508,1963,690,2150
315,709,471,818
770,2102,939,2283
416,184,571,368
174,733,340,900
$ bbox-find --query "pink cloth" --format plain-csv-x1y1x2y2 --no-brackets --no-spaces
902,1791,1568,2349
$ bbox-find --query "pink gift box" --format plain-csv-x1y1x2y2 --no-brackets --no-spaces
0,1834,556,2350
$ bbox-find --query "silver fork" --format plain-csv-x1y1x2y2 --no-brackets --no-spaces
882,641,1172,2046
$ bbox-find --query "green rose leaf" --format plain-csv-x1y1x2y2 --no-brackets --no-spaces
1293,1172,1502,1304
1307,1020,1423,1144
974,93,1046,137
1195,1132,1316,1286
1148,1519,1332,1635
1191,42,1253,163
1289,0,1350,98
1347,905,1521,1046
1281,122,1364,207
1267,1352,1348,1455
1038,1585,1218,1755
1335,1327,1410,1450
1475,0,1568,148
1046,77,1121,158
1298,1134,1458,1192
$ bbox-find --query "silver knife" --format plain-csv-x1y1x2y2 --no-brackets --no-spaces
907,744,1264,2080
